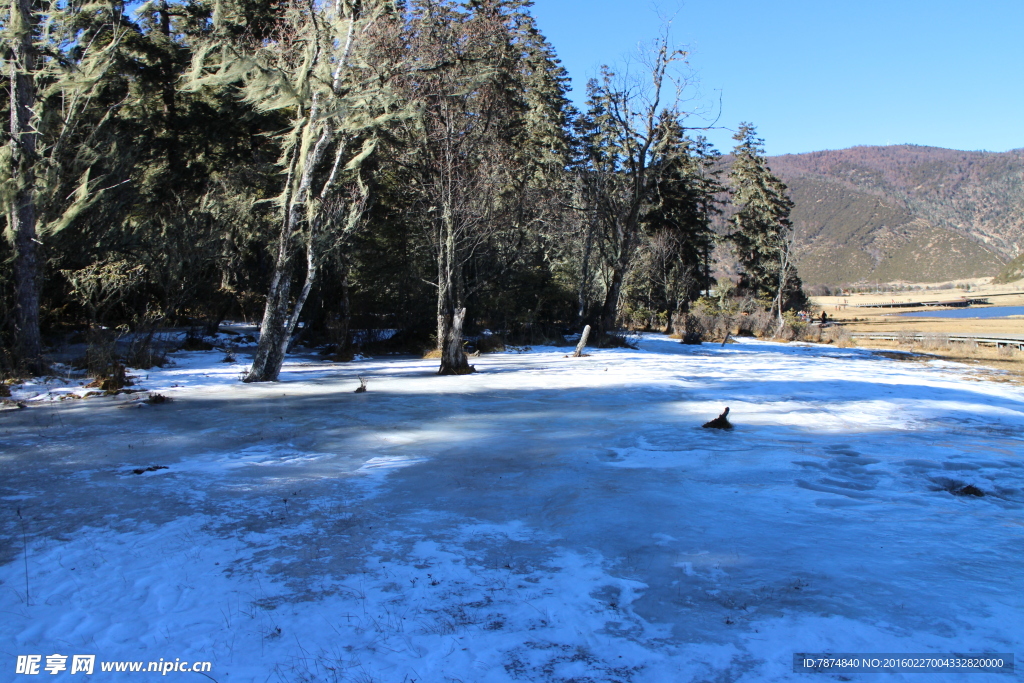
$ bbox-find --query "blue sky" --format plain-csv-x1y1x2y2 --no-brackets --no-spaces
528,0,1024,156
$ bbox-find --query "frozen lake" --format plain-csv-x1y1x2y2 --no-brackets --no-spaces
2,337,1022,681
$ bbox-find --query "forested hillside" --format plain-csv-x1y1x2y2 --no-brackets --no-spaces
767,146,1024,285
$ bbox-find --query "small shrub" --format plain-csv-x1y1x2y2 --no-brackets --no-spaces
959,338,979,353
824,326,854,347
800,323,824,343
505,344,532,353
327,349,356,362
782,312,808,340
691,304,732,341
87,362,131,391
693,311,719,338
896,329,918,347
124,341,166,369
180,336,214,351
741,309,775,338
679,313,704,345
774,323,797,341
476,333,506,353
595,331,638,349
921,333,950,351
144,393,171,404
84,328,121,378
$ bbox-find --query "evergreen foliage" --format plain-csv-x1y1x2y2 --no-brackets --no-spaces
573,36,716,334
727,123,806,315
1,3,809,377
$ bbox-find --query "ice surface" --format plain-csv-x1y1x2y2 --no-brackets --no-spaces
1,335,1022,681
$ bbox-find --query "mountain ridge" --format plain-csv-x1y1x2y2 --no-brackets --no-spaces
759,144,1024,285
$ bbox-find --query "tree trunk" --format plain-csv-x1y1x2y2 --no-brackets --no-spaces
204,297,234,336
438,307,472,375
572,325,591,357
334,261,351,352
600,267,625,333
436,230,450,351
245,261,294,382
246,233,319,381
11,199,43,374
284,240,318,350
245,115,335,382
9,0,44,374
576,216,594,324
434,207,472,375
156,0,180,170
665,297,680,335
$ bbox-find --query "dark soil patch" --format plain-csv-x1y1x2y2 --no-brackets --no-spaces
131,465,168,475
181,337,215,351
933,478,986,497
872,351,933,362
949,483,985,497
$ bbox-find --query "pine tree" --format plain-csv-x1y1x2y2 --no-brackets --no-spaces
641,122,724,331
727,123,805,317
2,0,133,372
401,0,572,375
4,0,44,371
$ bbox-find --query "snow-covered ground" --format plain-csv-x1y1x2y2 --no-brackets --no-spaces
1,336,1022,682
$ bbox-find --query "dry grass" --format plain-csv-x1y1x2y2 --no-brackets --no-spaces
812,291,1024,339
849,337,1024,383
803,290,1023,383
822,326,854,347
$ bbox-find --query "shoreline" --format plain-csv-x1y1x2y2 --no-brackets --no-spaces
809,284,1024,381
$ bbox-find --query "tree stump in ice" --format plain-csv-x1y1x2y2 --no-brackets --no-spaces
702,407,732,430
438,308,475,375
573,325,591,357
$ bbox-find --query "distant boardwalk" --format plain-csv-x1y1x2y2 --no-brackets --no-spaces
855,297,988,309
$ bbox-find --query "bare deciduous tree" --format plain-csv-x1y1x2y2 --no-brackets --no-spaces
576,32,698,334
